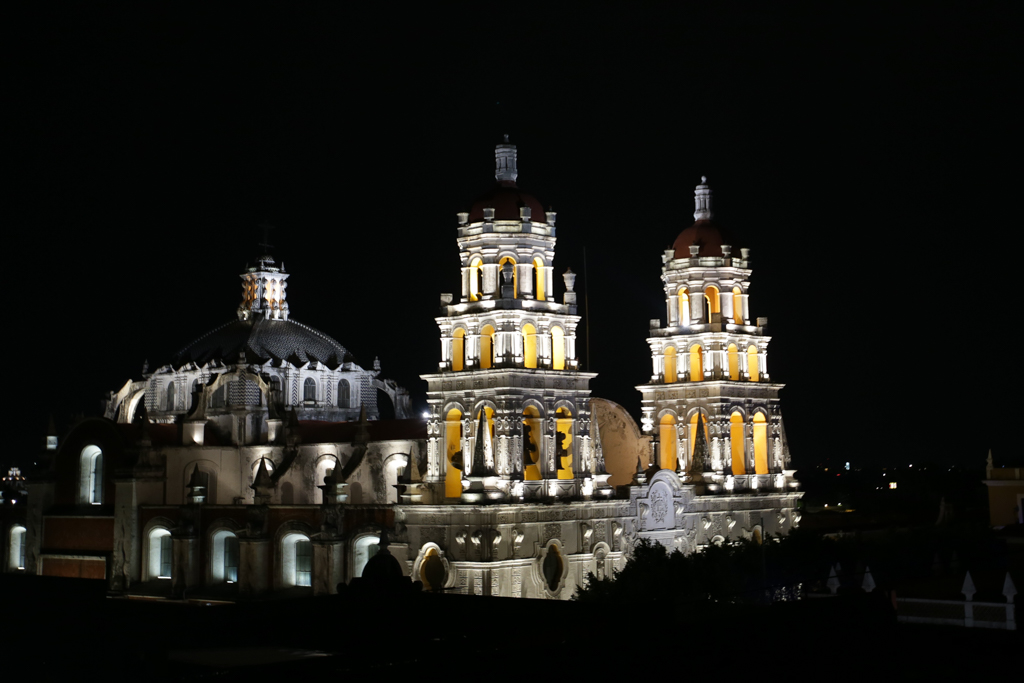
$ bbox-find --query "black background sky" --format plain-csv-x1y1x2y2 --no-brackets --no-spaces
7,4,1017,475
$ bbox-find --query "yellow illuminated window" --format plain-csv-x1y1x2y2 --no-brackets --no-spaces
664,347,677,384
678,287,690,326
659,414,677,471
689,345,703,382
480,325,495,369
499,256,518,298
452,329,465,372
551,326,565,370
730,411,745,475
522,323,537,368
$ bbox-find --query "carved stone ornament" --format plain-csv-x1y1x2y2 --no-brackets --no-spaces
650,488,669,525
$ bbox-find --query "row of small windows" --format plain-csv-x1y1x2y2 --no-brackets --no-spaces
658,411,771,475
144,527,380,588
467,256,550,302
163,377,356,411
675,286,747,326
451,325,567,371
662,343,761,383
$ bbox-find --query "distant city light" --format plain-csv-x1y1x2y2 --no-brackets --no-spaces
845,462,850,471
889,482,897,489
422,411,430,418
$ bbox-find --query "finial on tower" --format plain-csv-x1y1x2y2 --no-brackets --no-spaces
495,136,518,183
694,176,713,221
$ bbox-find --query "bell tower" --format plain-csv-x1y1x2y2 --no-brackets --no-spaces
637,178,797,494
421,138,599,503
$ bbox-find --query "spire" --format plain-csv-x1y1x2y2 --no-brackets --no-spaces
495,135,518,183
251,457,274,505
470,410,496,477
689,412,707,479
694,176,713,221
186,464,207,504
591,412,607,476
238,238,290,322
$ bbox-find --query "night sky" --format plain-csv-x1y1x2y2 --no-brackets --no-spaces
8,5,1016,475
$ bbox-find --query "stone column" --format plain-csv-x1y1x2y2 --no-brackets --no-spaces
517,264,533,298
482,264,499,298
111,478,139,592
720,291,734,323
171,535,200,598
238,538,270,597
312,539,344,595
23,477,54,576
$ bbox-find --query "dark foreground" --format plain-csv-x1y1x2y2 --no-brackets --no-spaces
4,575,1017,680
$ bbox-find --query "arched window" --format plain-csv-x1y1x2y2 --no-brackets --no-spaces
269,376,283,405
747,345,760,382
419,547,445,591
353,535,380,579
555,407,573,479
281,532,312,587
498,256,517,298
728,344,740,381
664,347,677,384
445,408,464,499
594,547,609,582
190,379,200,410
211,529,239,583
753,413,768,474
732,287,744,324
80,445,103,505
533,257,546,301
551,326,565,370
148,528,172,580
337,379,350,407
689,345,703,382
705,285,720,322
678,287,690,327
303,378,317,402
522,324,538,369
659,414,678,471
452,329,466,372
469,258,483,301
730,411,746,475
480,325,495,370
523,405,542,481
166,382,176,411
8,526,26,571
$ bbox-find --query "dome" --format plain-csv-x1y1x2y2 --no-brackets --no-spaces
467,181,547,223
672,219,727,259
170,317,351,370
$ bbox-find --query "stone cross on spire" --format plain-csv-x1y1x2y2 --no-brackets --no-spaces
694,176,713,221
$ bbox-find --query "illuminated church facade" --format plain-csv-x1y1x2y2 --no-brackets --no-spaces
5,141,800,599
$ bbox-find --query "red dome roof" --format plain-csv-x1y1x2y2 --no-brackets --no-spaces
467,181,547,223
672,220,727,258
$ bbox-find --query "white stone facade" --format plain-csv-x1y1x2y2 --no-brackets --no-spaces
17,143,800,601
